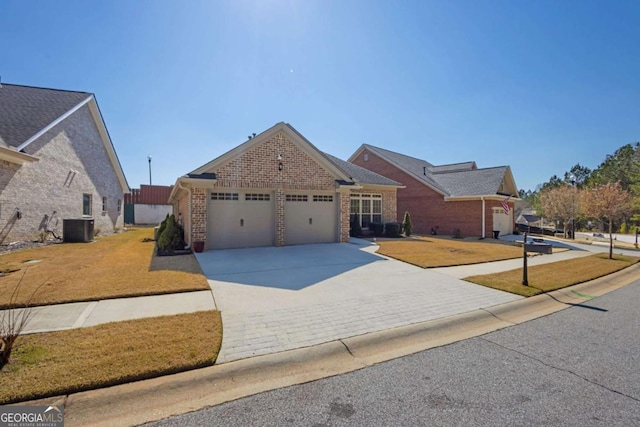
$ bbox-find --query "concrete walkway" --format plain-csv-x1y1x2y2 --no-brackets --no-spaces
7,291,216,334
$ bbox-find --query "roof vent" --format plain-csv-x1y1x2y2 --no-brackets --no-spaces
423,166,426,175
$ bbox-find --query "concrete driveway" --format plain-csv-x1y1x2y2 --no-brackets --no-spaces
196,239,522,363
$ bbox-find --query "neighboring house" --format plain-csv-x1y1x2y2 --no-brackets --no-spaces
169,122,402,250
124,184,173,225
349,145,519,238
0,83,129,243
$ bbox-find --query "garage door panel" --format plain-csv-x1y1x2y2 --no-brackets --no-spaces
208,191,274,250
285,193,337,245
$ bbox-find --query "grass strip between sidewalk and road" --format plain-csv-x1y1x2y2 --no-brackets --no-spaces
0,310,222,404
465,253,639,297
376,237,525,268
0,228,210,308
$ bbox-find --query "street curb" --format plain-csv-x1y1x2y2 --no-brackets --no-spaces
21,263,640,426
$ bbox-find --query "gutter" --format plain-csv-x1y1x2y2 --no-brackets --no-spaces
177,180,192,245
481,196,486,239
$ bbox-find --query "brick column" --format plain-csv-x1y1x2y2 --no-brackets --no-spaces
191,188,207,242
339,191,351,243
275,189,285,246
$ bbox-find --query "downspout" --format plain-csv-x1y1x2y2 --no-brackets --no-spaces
481,197,486,239
177,180,192,245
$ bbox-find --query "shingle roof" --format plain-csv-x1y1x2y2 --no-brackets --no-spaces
0,84,91,148
323,153,401,186
360,144,510,197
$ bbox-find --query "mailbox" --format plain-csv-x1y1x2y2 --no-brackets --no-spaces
524,243,552,254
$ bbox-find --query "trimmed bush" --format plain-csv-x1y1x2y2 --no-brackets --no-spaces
402,211,413,236
157,214,186,251
369,222,384,237
157,214,169,241
384,222,402,237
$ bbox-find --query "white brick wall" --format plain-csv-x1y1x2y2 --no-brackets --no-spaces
0,104,125,243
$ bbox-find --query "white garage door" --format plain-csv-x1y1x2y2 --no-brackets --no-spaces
207,191,275,249
284,193,337,245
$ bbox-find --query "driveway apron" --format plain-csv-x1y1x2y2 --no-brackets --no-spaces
196,240,522,363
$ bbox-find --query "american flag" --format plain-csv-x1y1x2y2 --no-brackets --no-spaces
501,197,511,215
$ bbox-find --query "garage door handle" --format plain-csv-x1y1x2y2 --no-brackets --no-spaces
240,219,244,227
309,218,312,225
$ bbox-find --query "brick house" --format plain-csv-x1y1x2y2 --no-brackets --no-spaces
0,84,129,243
349,144,519,238
169,122,402,250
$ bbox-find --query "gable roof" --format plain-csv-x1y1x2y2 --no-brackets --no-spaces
349,144,518,199
0,83,129,192
189,122,402,188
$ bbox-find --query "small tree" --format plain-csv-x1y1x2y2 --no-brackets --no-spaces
539,185,581,238
157,214,186,251
582,182,633,259
402,211,413,236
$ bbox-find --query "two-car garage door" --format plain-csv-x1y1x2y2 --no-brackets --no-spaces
207,190,337,249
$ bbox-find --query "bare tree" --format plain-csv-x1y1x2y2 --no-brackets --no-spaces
582,182,633,259
0,272,42,369
539,185,581,238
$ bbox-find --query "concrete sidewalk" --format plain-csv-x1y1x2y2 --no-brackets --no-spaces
4,291,216,334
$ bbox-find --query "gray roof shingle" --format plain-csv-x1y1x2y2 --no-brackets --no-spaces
323,153,401,186
0,84,91,148
361,144,510,197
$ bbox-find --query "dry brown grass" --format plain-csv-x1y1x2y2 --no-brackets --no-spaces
0,228,209,308
0,310,222,404
376,237,524,268
465,253,639,297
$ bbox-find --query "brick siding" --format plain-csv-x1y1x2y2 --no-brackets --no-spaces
351,149,511,237
0,105,124,243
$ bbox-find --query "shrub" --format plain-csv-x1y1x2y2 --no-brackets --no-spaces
350,215,363,237
402,212,413,236
369,222,384,237
157,214,186,251
384,222,402,237
157,214,169,241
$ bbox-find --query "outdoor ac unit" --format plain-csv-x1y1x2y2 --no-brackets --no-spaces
63,218,95,243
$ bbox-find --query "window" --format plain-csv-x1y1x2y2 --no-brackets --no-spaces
245,193,270,201
286,194,308,202
117,199,122,214
313,195,333,202
350,193,382,228
102,196,107,212
211,192,238,200
83,193,92,216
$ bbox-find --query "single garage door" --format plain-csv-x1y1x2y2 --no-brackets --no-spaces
284,193,337,245
207,191,275,249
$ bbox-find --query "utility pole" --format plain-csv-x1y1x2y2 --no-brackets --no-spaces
148,155,152,185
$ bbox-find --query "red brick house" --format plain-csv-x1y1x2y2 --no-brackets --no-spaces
169,123,402,250
349,145,519,238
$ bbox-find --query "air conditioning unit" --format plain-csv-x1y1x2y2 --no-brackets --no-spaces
63,218,95,243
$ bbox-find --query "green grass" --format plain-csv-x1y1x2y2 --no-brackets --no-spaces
465,253,639,297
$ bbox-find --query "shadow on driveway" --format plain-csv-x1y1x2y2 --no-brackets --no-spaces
194,241,385,290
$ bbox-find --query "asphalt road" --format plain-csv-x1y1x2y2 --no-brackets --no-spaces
150,281,640,427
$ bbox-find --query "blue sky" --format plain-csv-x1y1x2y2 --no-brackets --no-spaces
2,0,639,192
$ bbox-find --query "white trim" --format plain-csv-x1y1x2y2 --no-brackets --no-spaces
0,147,39,164
481,196,486,239
16,96,92,151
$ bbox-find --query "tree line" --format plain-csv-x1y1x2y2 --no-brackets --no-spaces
519,143,639,259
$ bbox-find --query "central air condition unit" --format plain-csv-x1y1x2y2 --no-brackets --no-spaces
63,218,95,243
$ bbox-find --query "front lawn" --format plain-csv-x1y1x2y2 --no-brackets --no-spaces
465,253,639,297
0,310,222,404
376,237,524,268
0,228,210,308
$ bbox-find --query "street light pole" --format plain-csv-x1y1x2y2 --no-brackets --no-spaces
148,155,152,185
